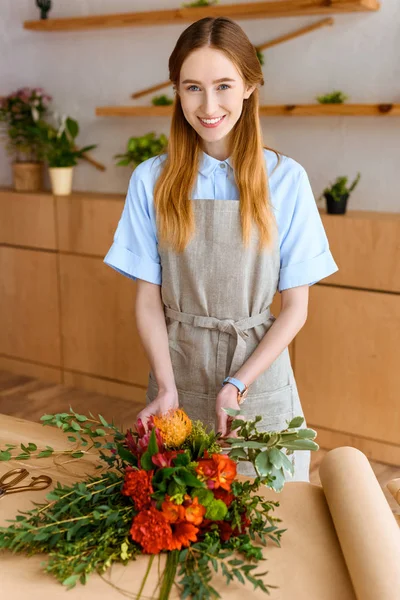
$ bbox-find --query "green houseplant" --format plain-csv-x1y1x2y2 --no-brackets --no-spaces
34,115,97,195
0,87,52,191
114,132,168,168
320,173,361,215
316,91,348,104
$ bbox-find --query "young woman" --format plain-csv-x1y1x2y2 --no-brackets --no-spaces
104,17,338,481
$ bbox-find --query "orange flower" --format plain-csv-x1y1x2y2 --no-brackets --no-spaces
161,497,185,523
130,507,172,554
184,496,206,526
213,454,237,491
169,521,199,551
121,468,154,511
153,409,192,447
196,453,237,491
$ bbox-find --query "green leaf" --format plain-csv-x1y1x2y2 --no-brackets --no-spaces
116,443,137,466
223,407,241,417
75,414,88,422
173,452,190,467
62,574,79,589
0,451,11,461
140,428,159,471
95,428,106,437
40,414,54,422
70,420,81,431
37,449,53,458
255,450,271,476
228,448,248,460
67,436,76,443
71,451,84,459
99,414,109,427
287,416,304,429
27,443,37,451
173,469,203,488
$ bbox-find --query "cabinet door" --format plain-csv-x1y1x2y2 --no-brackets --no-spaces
59,254,150,384
0,247,61,366
295,285,400,446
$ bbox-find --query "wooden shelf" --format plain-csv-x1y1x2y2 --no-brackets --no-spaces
96,103,400,117
24,1,380,32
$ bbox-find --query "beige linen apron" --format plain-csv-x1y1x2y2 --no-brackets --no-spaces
146,199,311,482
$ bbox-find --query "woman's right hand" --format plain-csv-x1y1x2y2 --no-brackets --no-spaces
136,389,179,428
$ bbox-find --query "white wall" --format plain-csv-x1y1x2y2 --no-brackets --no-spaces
1,0,399,212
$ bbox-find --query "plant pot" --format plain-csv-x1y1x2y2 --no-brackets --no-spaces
48,166,74,195
325,192,349,215
12,162,44,192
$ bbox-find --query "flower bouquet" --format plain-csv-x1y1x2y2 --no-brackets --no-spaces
0,407,318,599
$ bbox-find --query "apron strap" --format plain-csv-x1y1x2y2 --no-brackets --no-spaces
164,307,275,387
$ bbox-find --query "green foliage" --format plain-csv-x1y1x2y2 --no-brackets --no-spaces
114,132,168,168
223,408,319,492
0,471,139,588
0,407,125,469
0,408,319,597
316,90,348,104
182,419,222,459
255,48,265,66
33,116,97,168
321,173,361,202
152,94,174,106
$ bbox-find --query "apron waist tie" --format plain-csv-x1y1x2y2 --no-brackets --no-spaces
164,306,275,387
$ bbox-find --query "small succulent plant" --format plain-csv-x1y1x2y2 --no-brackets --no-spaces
321,173,361,202
316,91,348,104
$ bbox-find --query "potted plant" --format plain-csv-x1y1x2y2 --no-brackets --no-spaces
35,115,97,195
316,91,349,104
114,132,168,168
0,87,52,192
320,173,361,215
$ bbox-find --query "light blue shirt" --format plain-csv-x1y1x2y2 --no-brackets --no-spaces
104,149,338,292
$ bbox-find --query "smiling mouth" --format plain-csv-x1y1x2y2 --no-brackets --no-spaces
198,115,226,125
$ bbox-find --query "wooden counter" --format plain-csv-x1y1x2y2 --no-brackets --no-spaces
0,188,399,464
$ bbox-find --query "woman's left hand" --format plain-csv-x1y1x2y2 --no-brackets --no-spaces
215,383,243,438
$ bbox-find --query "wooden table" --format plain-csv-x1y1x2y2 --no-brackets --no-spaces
0,414,398,600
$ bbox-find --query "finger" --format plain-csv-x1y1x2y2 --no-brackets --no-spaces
217,412,227,437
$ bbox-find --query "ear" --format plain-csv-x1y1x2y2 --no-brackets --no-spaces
244,85,256,100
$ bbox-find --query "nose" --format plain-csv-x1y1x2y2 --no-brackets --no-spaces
201,90,221,116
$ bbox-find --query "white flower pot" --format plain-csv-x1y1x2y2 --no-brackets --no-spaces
48,166,74,195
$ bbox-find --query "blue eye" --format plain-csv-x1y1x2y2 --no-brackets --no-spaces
186,84,230,91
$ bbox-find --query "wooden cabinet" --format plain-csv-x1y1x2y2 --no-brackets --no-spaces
0,188,399,464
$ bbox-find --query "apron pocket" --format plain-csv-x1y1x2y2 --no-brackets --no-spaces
239,383,295,432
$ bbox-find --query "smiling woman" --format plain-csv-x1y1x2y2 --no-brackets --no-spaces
104,17,338,482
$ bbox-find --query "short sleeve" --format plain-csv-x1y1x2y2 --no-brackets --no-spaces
103,165,161,285
278,167,338,292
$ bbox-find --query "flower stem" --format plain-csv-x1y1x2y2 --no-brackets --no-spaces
136,554,155,600
158,550,179,600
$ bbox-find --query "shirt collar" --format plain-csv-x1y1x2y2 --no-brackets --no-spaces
198,150,233,177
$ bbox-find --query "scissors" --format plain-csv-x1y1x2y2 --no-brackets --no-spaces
0,468,52,499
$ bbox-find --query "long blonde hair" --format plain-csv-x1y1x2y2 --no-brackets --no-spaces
153,17,282,253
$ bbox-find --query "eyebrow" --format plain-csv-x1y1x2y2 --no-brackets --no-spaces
181,78,236,84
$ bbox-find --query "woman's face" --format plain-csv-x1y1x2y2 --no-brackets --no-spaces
178,47,255,160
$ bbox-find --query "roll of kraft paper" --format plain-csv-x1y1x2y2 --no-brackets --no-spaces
320,446,400,600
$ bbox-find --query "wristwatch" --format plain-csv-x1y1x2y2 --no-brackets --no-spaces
222,376,249,405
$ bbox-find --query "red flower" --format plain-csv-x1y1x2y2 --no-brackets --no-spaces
196,453,237,491
121,468,154,511
152,450,179,468
130,507,172,554
169,521,199,550
213,487,234,507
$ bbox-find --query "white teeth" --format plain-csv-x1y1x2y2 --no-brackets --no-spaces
200,116,224,124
